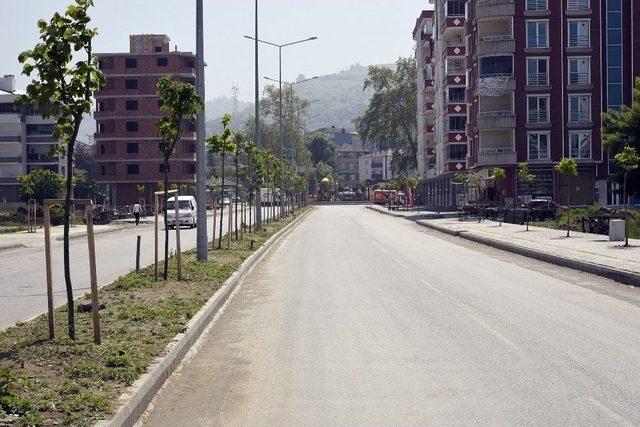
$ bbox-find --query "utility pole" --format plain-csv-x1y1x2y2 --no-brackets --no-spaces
278,46,285,218
195,0,208,261
254,0,262,230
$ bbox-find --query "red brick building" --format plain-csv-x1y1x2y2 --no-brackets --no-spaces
95,35,197,205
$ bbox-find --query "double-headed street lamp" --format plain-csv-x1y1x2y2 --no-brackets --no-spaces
244,35,317,217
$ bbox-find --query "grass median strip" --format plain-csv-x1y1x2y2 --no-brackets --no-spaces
0,211,303,426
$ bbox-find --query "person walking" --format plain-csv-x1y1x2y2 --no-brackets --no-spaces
133,202,142,226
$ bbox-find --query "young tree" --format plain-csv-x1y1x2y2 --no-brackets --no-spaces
207,114,236,249
614,146,640,247
518,163,536,231
156,76,203,279
492,168,506,226
232,131,245,241
555,158,578,237
241,140,265,232
356,57,418,176
18,169,64,204
16,0,104,340
73,169,104,202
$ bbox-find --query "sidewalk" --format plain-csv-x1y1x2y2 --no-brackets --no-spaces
417,218,640,287
365,204,457,219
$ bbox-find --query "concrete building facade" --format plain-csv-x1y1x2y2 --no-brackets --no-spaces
415,0,640,209
335,144,370,188
0,75,63,207
95,35,197,206
359,150,393,184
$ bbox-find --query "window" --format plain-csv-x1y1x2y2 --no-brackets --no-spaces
446,0,465,16
98,123,106,133
568,95,591,122
446,58,465,75
447,144,467,161
568,20,590,47
100,165,106,175
448,116,467,131
527,58,549,86
185,142,196,153
526,0,548,11
157,57,168,67
183,58,195,68
99,144,106,155
528,132,550,160
127,164,140,175
527,21,549,48
125,121,139,132
568,57,591,84
607,0,623,109
126,143,139,154
125,79,138,90
159,164,170,173
479,55,513,77
527,95,549,123
125,58,137,68
155,46,162,53
570,132,591,159
568,0,589,11
125,100,138,111
184,163,196,174
0,103,16,114
447,87,465,103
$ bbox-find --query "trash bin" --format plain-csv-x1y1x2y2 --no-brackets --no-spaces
609,219,625,242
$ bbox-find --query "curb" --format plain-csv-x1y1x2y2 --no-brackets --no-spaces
96,207,314,427
416,219,640,287
54,225,132,242
365,205,456,220
0,243,25,252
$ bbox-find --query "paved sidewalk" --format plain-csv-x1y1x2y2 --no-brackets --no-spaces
418,218,640,286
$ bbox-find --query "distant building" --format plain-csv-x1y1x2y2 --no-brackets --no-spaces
335,144,370,188
313,126,363,148
0,75,64,207
94,34,197,205
359,150,393,183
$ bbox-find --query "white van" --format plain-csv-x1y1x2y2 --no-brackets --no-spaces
166,196,198,229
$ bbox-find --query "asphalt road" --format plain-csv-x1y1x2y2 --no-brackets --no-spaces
140,205,640,426
0,206,280,329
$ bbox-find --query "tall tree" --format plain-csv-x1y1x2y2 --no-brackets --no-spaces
356,57,417,175
16,0,104,340
156,76,203,280
555,158,578,237
614,146,640,247
18,169,64,205
207,114,236,249
602,77,640,197
307,132,336,166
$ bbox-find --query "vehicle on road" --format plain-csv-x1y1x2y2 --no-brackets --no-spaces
166,196,198,229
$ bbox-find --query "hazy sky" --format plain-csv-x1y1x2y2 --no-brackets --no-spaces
0,0,431,102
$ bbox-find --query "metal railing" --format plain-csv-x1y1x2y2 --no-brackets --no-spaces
479,147,514,154
568,0,589,11
446,68,466,75
569,110,591,122
527,35,548,48
527,73,549,86
569,72,590,85
568,34,590,47
477,0,513,5
478,110,513,117
528,111,549,124
478,34,513,43
526,0,547,11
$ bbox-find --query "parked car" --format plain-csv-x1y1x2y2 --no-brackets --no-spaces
166,196,198,229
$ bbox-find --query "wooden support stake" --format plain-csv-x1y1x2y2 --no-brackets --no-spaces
43,205,54,340
136,235,141,272
154,195,159,281
175,191,182,280
227,202,232,250
212,201,217,249
85,204,101,345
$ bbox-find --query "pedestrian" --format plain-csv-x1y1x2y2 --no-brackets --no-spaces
133,202,142,226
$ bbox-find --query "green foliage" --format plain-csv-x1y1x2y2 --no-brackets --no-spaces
17,169,64,204
453,172,467,184
356,57,417,175
518,163,535,183
206,114,237,159
73,169,104,202
492,168,506,185
406,177,419,189
615,146,640,173
555,158,578,177
307,132,336,166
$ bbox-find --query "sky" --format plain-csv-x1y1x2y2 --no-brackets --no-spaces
0,0,430,102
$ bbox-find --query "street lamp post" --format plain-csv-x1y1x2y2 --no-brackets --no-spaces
244,35,317,219
195,0,207,261
253,0,262,230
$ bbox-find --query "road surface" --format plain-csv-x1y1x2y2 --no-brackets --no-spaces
0,206,280,328
140,205,640,425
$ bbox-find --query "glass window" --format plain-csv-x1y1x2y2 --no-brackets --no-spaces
527,58,548,85
125,58,137,68
608,84,623,108
608,0,621,11
448,144,467,161
127,164,140,175
526,0,548,11
448,116,467,131
448,87,466,103
126,143,139,154
527,21,548,48
570,132,591,159
126,121,139,132
568,20,590,47
125,100,138,111
568,57,590,84
125,79,138,90
607,46,622,66
446,0,465,16
157,58,168,67
528,133,550,160
527,96,549,123
569,95,591,122
479,56,513,77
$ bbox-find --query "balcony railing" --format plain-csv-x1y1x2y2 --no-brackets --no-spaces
568,0,589,11
478,111,516,129
477,0,513,5
569,110,591,123
527,73,549,86
528,111,549,124
477,148,517,166
446,68,466,76
478,34,513,43
526,0,548,11
568,34,590,47
569,72,590,85
527,36,548,49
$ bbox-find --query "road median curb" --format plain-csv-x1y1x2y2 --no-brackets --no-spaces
96,207,314,427
0,242,26,252
416,219,640,287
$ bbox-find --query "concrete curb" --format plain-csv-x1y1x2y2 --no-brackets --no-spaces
416,219,640,287
96,208,314,427
54,225,132,242
0,242,26,252
365,205,456,220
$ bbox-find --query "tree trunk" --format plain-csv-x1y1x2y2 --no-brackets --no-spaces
624,172,629,247
526,184,530,231
566,179,571,238
63,138,76,340
235,158,239,241
163,160,169,280
218,152,225,250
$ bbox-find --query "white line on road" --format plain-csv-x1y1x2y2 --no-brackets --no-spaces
394,259,409,270
421,279,445,296
586,397,633,426
464,311,520,351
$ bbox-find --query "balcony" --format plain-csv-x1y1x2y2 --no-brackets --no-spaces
568,34,590,49
527,73,549,87
477,111,516,130
476,74,516,95
424,124,435,134
568,72,591,86
569,111,592,124
441,16,465,36
528,111,550,125
0,157,22,164
27,153,59,163
525,0,548,12
443,43,466,60
567,0,591,15
475,0,514,19
476,35,515,57
477,148,517,166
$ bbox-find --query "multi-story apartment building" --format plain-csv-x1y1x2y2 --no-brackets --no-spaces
0,75,63,207
415,0,640,208
359,150,393,184
335,144,370,188
95,34,197,206
313,126,363,148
